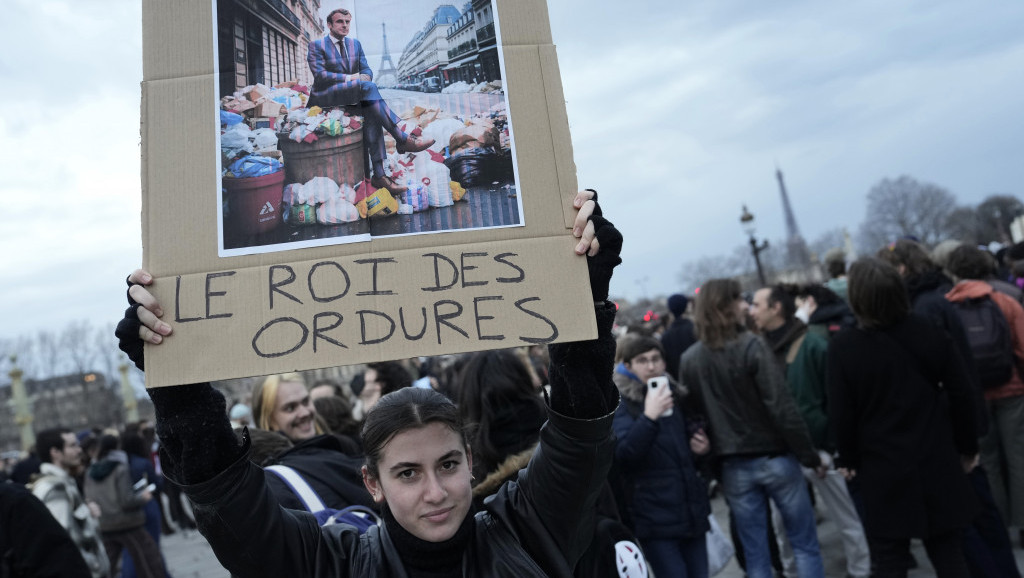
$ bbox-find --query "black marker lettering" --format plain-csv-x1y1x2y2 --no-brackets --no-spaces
421,253,458,291
357,310,396,345
515,297,559,344
399,306,428,341
308,261,351,303
355,258,396,296
460,252,488,288
205,271,235,320
494,252,525,283
473,296,505,341
174,276,201,323
433,300,468,344
269,265,302,309
312,312,346,353
251,317,308,358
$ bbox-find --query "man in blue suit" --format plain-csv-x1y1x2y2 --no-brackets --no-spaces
307,8,434,195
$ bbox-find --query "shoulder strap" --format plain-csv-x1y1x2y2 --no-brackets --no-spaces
785,333,807,365
265,465,326,513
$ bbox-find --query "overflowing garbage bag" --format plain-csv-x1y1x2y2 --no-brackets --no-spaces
444,147,500,189
228,155,283,178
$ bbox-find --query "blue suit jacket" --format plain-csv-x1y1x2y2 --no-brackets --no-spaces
307,35,372,107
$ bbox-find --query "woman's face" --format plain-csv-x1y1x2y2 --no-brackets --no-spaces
363,422,473,543
269,380,317,441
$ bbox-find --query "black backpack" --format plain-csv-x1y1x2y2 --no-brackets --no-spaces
952,295,1014,389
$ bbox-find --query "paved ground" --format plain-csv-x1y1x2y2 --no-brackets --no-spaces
160,494,1024,577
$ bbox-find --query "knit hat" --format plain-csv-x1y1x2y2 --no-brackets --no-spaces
667,294,689,317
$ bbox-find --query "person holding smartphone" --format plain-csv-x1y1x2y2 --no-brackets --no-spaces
612,336,712,578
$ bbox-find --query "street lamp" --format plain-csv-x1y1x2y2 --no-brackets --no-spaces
740,205,769,286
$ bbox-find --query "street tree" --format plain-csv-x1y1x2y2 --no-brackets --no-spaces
857,175,956,251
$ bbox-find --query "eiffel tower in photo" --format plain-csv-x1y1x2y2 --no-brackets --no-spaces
376,22,398,88
775,166,813,271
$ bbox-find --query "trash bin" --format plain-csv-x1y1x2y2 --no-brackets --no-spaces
223,169,286,235
278,127,364,189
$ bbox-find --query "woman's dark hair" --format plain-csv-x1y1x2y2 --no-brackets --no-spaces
313,395,361,438
876,239,937,279
454,349,546,478
847,257,910,330
947,244,995,281
96,434,120,461
619,336,664,366
367,362,414,396
361,387,466,480
794,284,842,307
694,278,744,349
121,433,148,459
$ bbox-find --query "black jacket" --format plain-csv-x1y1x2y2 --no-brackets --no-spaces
1,481,92,578
660,317,696,379
679,331,820,468
265,435,377,513
905,269,988,435
827,314,978,539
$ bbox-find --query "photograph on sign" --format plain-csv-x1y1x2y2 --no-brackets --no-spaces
215,0,523,257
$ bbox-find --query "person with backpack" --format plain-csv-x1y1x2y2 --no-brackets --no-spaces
945,244,1024,550
880,239,1022,578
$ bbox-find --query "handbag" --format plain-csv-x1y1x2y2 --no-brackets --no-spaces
706,513,735,576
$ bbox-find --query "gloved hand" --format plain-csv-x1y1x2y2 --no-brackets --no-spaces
115,278,146,371
581,190,623,303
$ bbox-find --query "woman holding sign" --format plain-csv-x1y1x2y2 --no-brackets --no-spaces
115,190,623,577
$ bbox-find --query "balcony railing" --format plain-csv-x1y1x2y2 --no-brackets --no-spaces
263,0,302,30
476,22,495,43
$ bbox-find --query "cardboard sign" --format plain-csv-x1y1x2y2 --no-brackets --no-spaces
140,0,592,387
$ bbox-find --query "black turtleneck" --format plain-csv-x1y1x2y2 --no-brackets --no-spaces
764,318,801,350
382,503,475,578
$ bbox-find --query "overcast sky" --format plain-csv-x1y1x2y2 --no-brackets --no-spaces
1,0,1022,343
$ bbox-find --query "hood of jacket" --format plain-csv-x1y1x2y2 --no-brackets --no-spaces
88,450,127,481
906,268,954,300
808,301,853,326
946,279,996,302
612,370,685,405
473,446,535,500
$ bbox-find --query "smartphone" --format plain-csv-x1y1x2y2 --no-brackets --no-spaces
133,478,156,494
647,376,673,417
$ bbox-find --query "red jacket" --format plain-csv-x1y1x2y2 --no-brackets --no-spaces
946,280,1024,400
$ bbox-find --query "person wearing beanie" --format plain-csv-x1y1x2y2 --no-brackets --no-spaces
661,293,696,379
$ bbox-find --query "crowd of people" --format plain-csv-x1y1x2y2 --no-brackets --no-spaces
3,195,1024,578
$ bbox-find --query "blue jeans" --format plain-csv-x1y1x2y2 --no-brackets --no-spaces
722,455,824,578
642,534,708,578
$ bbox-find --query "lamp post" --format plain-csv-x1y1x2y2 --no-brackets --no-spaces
740,205,769,286
8,356,35,452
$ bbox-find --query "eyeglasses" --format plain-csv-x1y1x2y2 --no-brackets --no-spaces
631,354,664,366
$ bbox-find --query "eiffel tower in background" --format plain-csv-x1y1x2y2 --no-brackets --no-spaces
376,23,398,88
776,166,813,271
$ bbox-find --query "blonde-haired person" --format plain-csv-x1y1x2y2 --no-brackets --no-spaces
251,373,327,442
